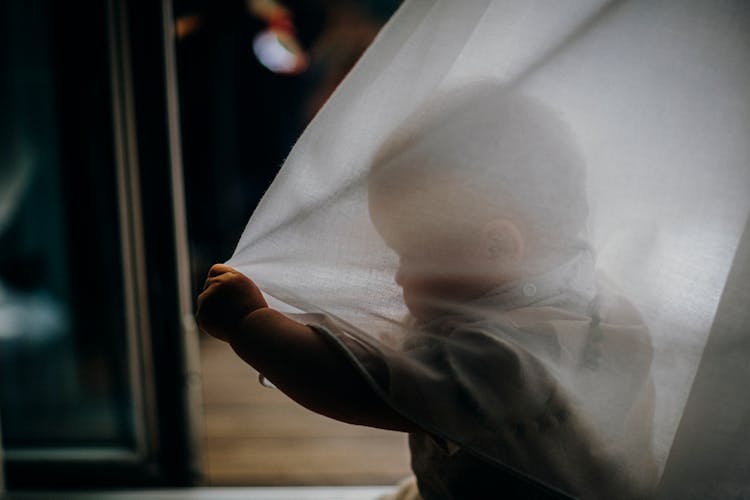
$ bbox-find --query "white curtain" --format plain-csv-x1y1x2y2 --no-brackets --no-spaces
227,1,750,498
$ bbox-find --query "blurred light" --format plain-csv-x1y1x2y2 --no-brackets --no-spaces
175,14,203,40
252,29,308,75
248,0,290,25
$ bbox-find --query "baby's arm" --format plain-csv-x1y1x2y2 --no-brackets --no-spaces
196,264,418,433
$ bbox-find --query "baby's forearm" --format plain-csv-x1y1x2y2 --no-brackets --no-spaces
227,307,418,433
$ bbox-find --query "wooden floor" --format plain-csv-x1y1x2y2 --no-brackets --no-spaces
199,334,411,486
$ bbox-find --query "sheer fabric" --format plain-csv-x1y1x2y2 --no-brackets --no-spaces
227,1,750,498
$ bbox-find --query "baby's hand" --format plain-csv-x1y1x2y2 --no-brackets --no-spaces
196,264,268,342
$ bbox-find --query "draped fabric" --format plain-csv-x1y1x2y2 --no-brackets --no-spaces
227,1,750,497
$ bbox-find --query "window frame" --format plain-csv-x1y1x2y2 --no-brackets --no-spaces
4,0,202,488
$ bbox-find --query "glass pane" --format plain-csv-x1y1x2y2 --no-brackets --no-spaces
0,0,135,449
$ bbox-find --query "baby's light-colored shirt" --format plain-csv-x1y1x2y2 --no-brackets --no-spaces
312,253,656,499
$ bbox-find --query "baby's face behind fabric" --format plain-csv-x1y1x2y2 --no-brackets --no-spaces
392,235,490,321
367,85,590,320
370,181,520,321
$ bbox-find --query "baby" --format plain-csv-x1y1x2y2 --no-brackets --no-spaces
196,82,656,499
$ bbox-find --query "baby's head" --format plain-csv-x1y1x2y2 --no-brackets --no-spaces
368,82,588,319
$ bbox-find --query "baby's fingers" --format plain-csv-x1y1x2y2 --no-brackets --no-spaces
202,263,236,290
207,263,236,278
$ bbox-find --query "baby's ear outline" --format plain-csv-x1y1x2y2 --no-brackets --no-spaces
481,219,524,266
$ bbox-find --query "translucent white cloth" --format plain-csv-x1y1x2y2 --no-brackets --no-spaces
227,1,750,498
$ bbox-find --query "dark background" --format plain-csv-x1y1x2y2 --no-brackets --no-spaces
173,0,401,295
